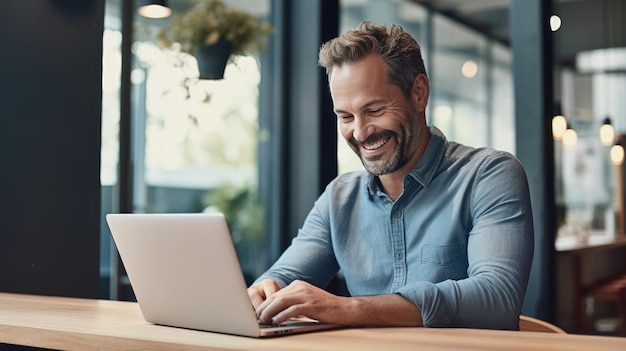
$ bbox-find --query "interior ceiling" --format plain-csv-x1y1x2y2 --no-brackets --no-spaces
126,0,625,67
413,0,626,67
412,0,511,45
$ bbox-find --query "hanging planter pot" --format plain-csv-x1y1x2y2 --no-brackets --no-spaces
193,38,232,80
156,0,273,80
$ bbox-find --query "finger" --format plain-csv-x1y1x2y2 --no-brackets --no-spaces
249,279,282,311
254,295,274,323
262,280,281,297
257,296,292,324
248,287,265,310
264,303,303,325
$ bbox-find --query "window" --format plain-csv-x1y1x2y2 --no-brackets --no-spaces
101,0,272,299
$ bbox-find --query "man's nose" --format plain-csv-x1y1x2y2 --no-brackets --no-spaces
353,116,373,142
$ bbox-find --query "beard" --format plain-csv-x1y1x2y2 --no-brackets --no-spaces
348,109,423,176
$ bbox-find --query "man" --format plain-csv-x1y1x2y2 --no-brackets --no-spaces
248,21,534,330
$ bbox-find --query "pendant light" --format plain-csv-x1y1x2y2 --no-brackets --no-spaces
137,0,172,19
599,117,615,146
610,143,624,166
552,114,567,140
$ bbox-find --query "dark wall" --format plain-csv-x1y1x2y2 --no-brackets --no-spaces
0,0,104,298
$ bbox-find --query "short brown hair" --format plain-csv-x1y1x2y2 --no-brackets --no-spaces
318,21,427,98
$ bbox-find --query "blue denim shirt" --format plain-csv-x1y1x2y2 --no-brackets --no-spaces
257,127,534,330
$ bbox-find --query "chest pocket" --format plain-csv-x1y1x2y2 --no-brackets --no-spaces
420,242,468,282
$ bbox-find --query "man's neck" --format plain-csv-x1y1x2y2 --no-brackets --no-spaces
378,173,406,201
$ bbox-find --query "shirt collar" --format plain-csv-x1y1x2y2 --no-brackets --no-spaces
366,126,447,195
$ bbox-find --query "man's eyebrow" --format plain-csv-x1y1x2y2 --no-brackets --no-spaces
334,98,387,114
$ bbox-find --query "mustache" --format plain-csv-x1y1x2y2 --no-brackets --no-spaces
350,131,395,147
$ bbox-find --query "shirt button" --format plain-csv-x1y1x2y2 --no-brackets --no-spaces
396,252,403,260
393,211,402,218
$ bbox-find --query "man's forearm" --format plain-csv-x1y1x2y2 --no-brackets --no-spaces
252,280,422,326
346,293,423,327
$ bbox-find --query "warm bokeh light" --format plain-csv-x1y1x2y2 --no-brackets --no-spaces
550,15,562,32
461,60,478,78
599,123,615,146
552,115,567,140
562,128,578,147
138,4,172,19
610,144,625,165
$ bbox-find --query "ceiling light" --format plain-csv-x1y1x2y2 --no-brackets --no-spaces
137,0,171,19
562,128,578,148
552,115,567,140
611,144,624,165
550,15,561,32
599,117,615,146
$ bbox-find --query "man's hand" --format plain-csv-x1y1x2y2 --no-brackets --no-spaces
248,278,282,311
251,279,348,325
248,279,423,327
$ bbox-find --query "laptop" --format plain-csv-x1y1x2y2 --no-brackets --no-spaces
105,212,339,337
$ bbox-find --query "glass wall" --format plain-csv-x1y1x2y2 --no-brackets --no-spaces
552,0,626,244
432,13,514,154
554,51,626,241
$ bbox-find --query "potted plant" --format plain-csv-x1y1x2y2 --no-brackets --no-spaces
157,0,273,79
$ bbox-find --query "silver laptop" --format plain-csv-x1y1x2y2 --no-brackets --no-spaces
106,213,339,337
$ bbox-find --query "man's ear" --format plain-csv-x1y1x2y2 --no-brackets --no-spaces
411,73,429,112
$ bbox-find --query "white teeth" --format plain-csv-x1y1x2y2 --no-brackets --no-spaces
363,136,390,150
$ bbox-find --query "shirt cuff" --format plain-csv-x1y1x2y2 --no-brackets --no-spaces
395,280,456,327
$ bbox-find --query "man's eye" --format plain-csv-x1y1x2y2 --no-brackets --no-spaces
369,108,385,116
338,115,353,122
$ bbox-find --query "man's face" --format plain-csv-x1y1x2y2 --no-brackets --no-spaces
330,54,427,176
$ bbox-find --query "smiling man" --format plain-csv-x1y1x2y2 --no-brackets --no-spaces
248,21,534,330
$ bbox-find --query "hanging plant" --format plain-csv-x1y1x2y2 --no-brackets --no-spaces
157,0,273,79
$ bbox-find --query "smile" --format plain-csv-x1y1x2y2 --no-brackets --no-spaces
362,136,391,151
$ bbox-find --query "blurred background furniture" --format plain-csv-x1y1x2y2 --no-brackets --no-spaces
556,236,626,334
583,271,626,336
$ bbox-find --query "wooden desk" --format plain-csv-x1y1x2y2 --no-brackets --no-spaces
1,293,625,351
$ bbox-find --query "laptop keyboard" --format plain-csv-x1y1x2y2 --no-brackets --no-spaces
259,323,282,328
259,320,320,328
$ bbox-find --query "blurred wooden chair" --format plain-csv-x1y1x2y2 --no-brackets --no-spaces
519,315,566,334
